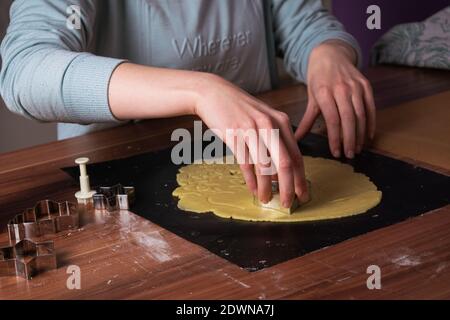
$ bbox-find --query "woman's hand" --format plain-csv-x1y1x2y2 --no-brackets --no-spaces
295,40,376,158
194,73,309,207
109,63,308,207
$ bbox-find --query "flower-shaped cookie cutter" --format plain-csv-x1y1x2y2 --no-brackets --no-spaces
7,200,79,242
0,239,57,280
93,184,135,212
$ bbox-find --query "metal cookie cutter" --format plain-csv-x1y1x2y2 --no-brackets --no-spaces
0,239,57,280
93,184,135,212
7,200,79,242
254,179,311,214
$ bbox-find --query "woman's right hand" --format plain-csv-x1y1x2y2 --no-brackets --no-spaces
109,64,308,208
193,73,309,208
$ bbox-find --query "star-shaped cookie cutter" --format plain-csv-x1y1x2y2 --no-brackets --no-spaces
7,200,79,242
0,239,57,280
93,184,135,212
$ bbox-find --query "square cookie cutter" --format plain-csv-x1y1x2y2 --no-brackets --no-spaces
253,180,311,214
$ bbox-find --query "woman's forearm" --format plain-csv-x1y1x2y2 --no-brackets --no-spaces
108,62,209,120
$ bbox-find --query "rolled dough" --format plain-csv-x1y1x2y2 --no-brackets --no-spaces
173,156,382,222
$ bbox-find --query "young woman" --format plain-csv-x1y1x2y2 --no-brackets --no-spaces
0,0,375,209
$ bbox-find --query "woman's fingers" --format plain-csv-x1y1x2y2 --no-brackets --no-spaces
238,147,257,195
315,88,341,158
270,137,295,208
230,118,273,203
352,89,366,153
294,99,320,140
255,162,273,203
254,113,295,207
245,107,300,208
220,98,312,208
361,78,376,140
312,81,372,157
240,163,257,195
223,128,257,196
334,85,356,158
272,111,309,204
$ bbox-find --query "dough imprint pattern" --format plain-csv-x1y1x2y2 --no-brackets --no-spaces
173,156,382,222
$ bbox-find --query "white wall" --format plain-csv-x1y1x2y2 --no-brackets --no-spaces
0,0,57,153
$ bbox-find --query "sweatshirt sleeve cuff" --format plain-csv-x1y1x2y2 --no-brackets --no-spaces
300,31,363,83
62,53,126,123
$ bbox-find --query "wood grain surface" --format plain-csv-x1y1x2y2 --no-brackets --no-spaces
0,65,449,299
374,91,450,171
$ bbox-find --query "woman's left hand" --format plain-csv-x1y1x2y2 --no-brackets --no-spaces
295,40,376,159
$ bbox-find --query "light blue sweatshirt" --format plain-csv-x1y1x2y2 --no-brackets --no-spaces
0,0,361,139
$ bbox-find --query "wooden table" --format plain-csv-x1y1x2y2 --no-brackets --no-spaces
0,65,449,299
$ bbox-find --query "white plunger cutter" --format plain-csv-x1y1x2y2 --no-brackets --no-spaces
74,157,96,202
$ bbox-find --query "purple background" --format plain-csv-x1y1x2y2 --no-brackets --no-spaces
332,0,449,66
